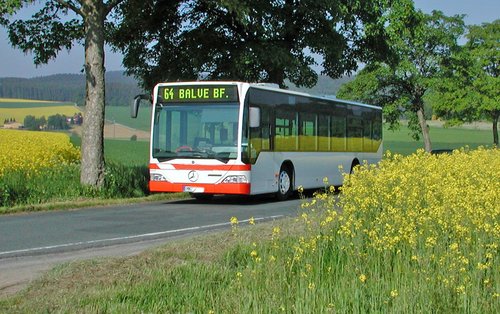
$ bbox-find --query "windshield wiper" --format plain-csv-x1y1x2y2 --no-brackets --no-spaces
153,150,176,162
213,152,231,163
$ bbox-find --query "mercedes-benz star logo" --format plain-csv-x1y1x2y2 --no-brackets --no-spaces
188,170,199,182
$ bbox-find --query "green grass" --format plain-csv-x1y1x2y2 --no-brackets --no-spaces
71,134,150,166
104,139,150,166
105,106,152,132
384,124,494,155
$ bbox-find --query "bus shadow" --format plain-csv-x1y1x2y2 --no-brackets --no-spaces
167,193,300,206
165,187,340,206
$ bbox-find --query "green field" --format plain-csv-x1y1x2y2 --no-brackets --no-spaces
105,105,152,131
105,139,150,165
384,124,494,155
70,135,149,166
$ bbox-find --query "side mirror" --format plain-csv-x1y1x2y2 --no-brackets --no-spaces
131,94,150,118
249,107,260,128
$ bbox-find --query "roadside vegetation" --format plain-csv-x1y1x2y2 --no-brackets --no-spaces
0,124,495,213
1,147,498,312
0,129,162,213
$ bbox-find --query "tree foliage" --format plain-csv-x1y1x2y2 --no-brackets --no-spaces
6,1,83,65
0,0,23,25
111,0,393,90
337,3,465,152
431,20,499,145
23,114,45,130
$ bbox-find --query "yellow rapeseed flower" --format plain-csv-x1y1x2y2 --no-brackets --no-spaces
359,274,367,283
289,147,499,304
0,129,80,177
230,216,239,225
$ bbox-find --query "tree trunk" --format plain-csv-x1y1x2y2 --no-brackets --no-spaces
80,0,106,187
493,111,499,146
416,107,432,152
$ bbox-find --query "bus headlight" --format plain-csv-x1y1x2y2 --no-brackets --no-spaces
222,175,248,184
151,173,167,181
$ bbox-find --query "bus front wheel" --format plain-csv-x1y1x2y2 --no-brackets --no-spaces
276,166,292,201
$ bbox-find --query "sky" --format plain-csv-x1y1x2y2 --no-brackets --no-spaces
0,0,498,78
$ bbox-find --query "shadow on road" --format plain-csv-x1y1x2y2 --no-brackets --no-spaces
167,193,291,206
165,187,338,206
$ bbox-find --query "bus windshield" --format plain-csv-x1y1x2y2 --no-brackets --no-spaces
152,102,240,163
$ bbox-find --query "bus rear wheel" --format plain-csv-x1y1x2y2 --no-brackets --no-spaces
276,166,292,201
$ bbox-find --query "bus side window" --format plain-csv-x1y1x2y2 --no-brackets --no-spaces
260,107,270,150
247,106,269,164
299,112,317,151
318,115,330,151
275,109,297,151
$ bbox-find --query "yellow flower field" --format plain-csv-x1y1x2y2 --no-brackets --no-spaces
336,148,500,254
0,98,54,103
290,147,499,310
229,147,500,312
0,107,81,127
0,129,80,177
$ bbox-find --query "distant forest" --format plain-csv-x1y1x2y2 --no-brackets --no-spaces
0,72,352,106
0,71,144,106
287,75,353,96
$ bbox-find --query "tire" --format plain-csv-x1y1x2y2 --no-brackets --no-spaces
350,160,360,174
276,166,292,201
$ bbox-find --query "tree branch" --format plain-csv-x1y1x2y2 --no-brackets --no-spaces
105,0,125,15
55,0,83,17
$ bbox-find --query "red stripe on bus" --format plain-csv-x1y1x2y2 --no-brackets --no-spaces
149,163,250,171
149,181,251,195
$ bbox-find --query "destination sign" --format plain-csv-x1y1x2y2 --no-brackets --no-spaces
157,85,238,103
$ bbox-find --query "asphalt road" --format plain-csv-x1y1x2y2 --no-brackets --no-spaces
0,194,303,297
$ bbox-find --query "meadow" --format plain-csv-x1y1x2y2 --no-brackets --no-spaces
1,147,498,312
70,134,150,166
384,124,494,155
105,106,152,132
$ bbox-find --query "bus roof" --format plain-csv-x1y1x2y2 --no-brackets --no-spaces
248,83,382,111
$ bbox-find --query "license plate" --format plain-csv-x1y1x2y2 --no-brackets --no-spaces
183,186,204,193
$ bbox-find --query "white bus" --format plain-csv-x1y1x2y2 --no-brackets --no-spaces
132,82,382,200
